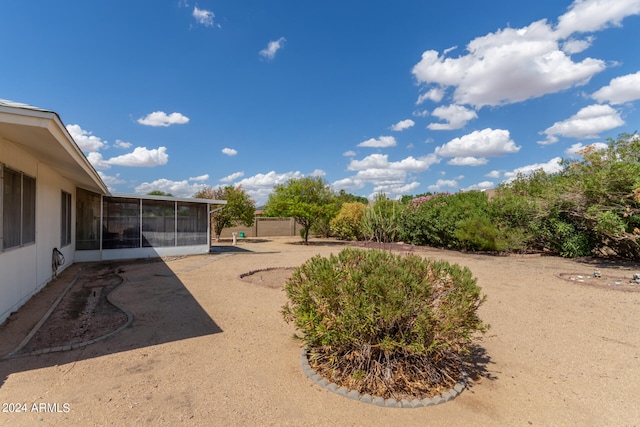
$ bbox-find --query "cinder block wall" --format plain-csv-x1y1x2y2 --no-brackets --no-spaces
218,217,298,239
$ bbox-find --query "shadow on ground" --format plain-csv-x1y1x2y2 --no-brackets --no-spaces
470,345,497,383
210,245,255,254
0,257,222,389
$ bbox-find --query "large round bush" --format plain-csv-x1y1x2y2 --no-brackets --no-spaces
282,247,487,399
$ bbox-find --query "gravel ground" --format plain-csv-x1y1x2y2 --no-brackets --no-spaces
1,237,639,426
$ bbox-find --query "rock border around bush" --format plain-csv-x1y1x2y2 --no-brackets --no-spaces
299,347,467,408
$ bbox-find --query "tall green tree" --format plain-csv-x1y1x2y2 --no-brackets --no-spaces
263,176,335,243
335,189,369,205
194,185,255,241
147,190,173,197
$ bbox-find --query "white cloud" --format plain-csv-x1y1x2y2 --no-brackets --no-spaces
503,157,563,181
97,171,126,187
235,170,303,203
137,111,190,127
427,179,459,192
348,154,389,170
391,119,415,131
67,124,107,152
114,139,132,149
447,156,489,166
372,181,420,197
412,19,605,108
332,177,366,192
348,153,439,173
189,174,209,182
393,154,441,172
220,171,245,183
485,170,502,178
357,136,397,148
592,71,640,104
354,168,407,182
561,36,594,54
86,152,111,170
107,146,169,167
412,109,430,118
343,150,356,157
539,104,624,144
355,168,412,197
193,6,215,27
416,88,445,105
222,147,238,156
135,178,206,198
555,0,640,38
435,128,520,157
428,104,478,130
565,142,608,156
462,181,495,191
310,169,326,176
337,153,440,199
259,37,286,60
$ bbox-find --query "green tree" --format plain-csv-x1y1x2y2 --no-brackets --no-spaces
147,190,173,197
194,185,255,241
335,189,369,205
263,176,335,243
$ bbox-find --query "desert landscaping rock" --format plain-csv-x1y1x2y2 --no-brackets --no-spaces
372,396,386,407
0,237,639,426
347,390,361,400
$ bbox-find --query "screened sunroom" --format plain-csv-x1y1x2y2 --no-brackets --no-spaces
75,188,225,262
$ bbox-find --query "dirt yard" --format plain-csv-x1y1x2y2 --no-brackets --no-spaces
1,237,639,426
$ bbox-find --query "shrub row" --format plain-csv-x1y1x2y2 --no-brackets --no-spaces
326,133,640,259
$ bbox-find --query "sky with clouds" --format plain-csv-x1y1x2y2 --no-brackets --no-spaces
1,0,639,203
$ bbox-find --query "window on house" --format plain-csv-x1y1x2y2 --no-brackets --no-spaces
61,191,72,247
76,188,101,250
102,197,140,249
177,202,207,246
2,166,36,250
142,199,176,247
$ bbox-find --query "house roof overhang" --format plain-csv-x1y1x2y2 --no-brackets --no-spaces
0,99,109,195
109,192,227,207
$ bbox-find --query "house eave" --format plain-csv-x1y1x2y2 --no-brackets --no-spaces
0,100,109,195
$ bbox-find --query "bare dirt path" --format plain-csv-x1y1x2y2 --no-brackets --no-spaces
1,237,639,426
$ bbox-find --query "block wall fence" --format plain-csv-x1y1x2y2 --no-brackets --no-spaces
218,217,298,240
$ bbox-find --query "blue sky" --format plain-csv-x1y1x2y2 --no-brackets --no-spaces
2,0,640,204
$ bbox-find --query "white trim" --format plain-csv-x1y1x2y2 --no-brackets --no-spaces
74,245,211,262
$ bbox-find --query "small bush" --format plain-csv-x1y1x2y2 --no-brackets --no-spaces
399,191,490,249
454,216,504,252
282,248,487,399
362,194,402,243
330,202,366,240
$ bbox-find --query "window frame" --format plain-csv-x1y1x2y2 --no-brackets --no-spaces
61,190,72,247
1,164,36,251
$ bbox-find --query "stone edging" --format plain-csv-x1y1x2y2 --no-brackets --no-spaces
300,347,467,408
2,270,133,359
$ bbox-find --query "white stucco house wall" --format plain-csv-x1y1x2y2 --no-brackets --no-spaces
0,99,225,323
